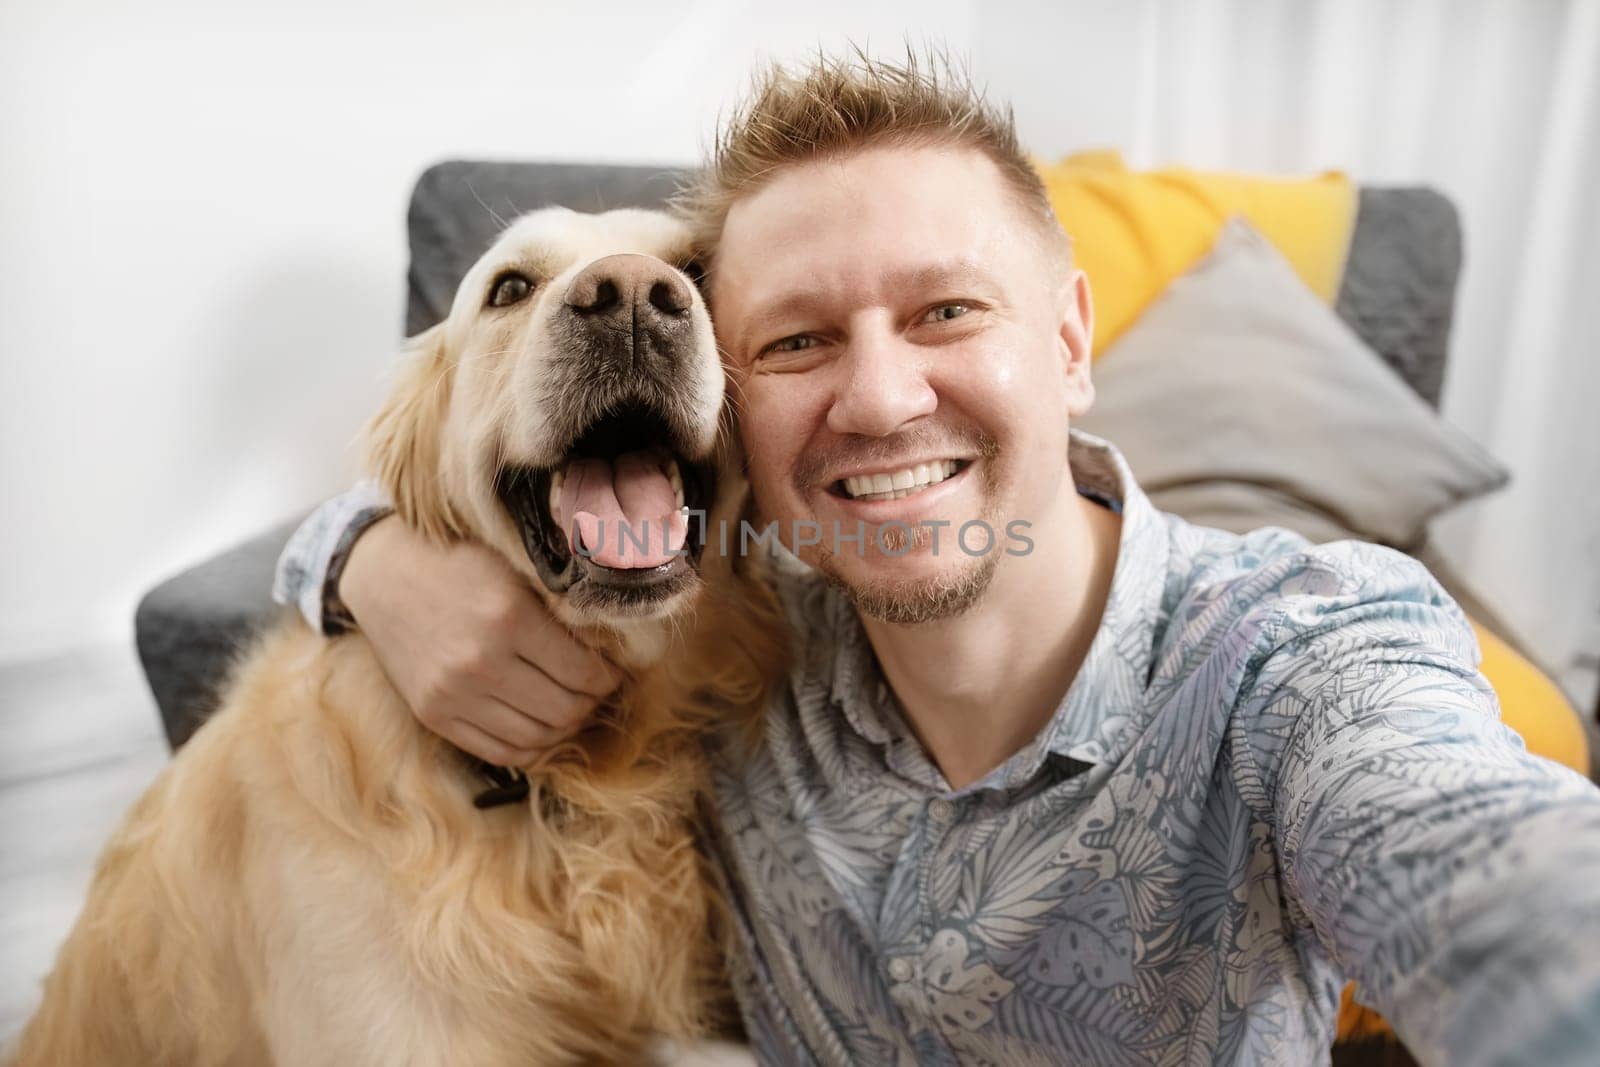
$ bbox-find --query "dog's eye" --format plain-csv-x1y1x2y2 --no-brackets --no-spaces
488,272,534,308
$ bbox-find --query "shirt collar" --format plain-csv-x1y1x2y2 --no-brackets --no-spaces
798,429,1172,793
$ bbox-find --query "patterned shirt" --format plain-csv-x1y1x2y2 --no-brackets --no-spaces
275,430,1600,1066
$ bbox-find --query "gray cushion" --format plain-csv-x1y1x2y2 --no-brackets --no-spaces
1334,186,1463,408
1075,218,1507,551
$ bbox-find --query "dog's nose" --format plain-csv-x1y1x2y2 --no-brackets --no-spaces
563,254,692,319
560,253,695,377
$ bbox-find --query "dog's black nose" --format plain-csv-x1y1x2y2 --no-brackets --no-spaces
564,253,692,318
560,254,695,376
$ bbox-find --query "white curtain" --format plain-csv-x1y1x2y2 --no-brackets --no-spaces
976,0,1600,707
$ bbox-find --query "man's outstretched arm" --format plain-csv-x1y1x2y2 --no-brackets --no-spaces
1236,544,1600,1065
272,485,619,765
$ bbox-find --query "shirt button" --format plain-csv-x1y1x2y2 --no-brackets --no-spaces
928,798,955,823
887,957,913,982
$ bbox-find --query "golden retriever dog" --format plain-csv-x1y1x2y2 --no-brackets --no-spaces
9,207,786,1067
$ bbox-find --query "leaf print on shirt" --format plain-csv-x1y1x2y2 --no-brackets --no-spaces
801,787,920,924
1078,769,1185,937
1018,870,1136,990
1156,772,1253,956
720,753,838,930
888,928,1015,1033
950,813,1079,953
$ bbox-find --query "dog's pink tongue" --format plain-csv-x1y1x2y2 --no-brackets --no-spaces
556,452,686,568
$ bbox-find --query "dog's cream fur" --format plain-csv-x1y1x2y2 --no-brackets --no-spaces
9,209,786,1067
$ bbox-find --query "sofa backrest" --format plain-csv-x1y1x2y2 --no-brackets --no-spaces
404,160,1461,408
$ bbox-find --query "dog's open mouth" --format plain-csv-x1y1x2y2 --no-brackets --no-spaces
496,403,715,611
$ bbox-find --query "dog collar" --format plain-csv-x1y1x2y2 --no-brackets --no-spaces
463,753,531,810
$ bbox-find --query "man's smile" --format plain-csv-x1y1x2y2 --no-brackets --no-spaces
816,456,980,522
830,458,971,501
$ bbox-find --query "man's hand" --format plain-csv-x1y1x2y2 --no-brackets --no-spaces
339,515,621,766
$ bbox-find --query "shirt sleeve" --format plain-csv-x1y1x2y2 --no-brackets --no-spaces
1234,541,1600,1066
271,479,394,636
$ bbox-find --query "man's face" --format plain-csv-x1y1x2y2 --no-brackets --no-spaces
712,145,1094,623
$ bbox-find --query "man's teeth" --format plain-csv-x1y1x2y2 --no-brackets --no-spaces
841,460,961,501
546,458,685,518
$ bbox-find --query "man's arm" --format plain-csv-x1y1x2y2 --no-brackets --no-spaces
1236,543,1600,1065
272,485,620,765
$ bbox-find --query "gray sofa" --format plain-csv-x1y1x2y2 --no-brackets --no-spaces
135,160,1477,751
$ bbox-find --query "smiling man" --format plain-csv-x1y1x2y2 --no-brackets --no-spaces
275,53,1600,1065
710,138,1118,790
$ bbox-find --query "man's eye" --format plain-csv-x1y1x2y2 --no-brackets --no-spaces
923,303,970,323
488,272,534,308
766,335,817,354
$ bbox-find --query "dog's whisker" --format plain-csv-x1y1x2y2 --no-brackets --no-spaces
721,370,754,424
466,179,511,232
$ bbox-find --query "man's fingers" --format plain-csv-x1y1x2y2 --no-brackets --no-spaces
513,616,624,698
492,656,602,733
444,718,537,768
465,692,575,754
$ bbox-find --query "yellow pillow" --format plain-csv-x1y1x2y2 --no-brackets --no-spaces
1034,151,1358,355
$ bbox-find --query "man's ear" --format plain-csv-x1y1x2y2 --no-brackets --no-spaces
363,323,469,543
1059,268,1095,418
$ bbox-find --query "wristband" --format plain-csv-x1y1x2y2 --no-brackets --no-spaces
321,506,396,636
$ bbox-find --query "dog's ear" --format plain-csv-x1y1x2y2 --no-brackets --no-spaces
363,323,469,543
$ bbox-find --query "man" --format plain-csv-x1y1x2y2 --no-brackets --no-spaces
276,53,1600,1064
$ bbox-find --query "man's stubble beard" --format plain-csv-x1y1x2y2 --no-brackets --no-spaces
824,546,999,625
814,449,1006,626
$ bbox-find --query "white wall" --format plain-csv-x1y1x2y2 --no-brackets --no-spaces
3,0,1596,705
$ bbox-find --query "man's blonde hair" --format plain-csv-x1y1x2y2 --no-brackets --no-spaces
676,47,1069,270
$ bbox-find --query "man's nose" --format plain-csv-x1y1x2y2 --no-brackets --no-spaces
826,326,938,437
561,253,694,373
